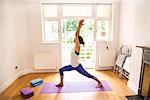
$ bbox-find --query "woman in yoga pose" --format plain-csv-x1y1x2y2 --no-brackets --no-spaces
56,19,102,88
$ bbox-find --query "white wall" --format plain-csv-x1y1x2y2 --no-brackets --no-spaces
119,0,150,94
26,1,61,69
0,0,29,93
119,0,150,46
146,0,150,45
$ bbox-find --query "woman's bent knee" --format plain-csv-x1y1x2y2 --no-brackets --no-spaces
59,68,63,75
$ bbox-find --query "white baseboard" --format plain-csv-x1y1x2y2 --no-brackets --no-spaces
0,68,59,93
31,69,58,73
95,66,114,70
127,81,138,94
0,68,33,93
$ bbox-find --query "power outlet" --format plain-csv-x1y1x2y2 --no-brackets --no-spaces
15,66,18,69
106,46,109,50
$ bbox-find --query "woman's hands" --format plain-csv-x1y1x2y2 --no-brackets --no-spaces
79,19,84,26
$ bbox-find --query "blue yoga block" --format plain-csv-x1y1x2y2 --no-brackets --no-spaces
32,81,43,87
30,78,43,87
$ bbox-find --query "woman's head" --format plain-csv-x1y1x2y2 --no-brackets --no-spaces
78,36,85,46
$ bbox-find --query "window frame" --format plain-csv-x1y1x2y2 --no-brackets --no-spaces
41,3,113,43
95,4,112,42
62,4,93,17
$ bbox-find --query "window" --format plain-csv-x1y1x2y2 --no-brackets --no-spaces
41,3,112,42
97,5,112,18
62,5,92,16
41,4,59,43
61,19,94,44
96,20,111,41
44,21,58,41
43,5,58,17
96,4,112,41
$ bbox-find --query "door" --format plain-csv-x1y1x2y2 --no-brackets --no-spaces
61,19,95,69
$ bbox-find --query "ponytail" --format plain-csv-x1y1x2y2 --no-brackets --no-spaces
78,36,85,46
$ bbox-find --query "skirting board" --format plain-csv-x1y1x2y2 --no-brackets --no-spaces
0,68,59,93
95,66,114,70
0,68,33,93
127,81,138,94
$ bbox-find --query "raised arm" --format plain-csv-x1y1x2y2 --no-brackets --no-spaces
75,19,84,37
74,19,84,52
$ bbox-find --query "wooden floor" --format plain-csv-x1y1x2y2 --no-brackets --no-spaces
0,70,135,100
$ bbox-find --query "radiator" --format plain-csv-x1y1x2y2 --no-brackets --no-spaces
33,53,57,69
98,50,116,67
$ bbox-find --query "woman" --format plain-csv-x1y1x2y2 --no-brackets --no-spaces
56,19,102,88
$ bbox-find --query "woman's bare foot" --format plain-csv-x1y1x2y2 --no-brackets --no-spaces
96,82,103,88
56,83,63,87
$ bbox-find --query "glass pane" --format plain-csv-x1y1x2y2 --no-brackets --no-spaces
96,20,111,41
61,19,78,44
61,19,94,44
44,21,58,41
63,5,92,16
97,5,112,17
43,5,58,17
80,19,94,45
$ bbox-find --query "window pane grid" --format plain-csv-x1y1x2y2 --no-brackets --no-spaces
41,4,113,43
62,5,92,16
96,20,112,41
44,21,58,41
96,5,112,18
43,5,58,17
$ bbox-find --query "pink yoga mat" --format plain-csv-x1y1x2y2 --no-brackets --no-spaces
40,80,112,93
